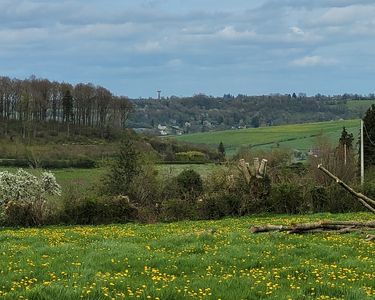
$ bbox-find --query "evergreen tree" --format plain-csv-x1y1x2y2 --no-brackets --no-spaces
363,104,375,167
218,141,225,160
251,116,260,128
336,126,354,169
339,126,354,149
103,138,140,196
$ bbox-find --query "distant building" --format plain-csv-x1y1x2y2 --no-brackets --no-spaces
157,124,169,136
157,124,167,131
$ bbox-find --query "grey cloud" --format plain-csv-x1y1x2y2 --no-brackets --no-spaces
0,0,374,97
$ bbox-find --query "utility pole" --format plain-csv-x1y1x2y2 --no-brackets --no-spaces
361,119,364,185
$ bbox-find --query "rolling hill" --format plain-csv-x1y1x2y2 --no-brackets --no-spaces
174,119,360,156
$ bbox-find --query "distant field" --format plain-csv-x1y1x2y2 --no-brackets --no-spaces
0,164,221,190
1,212,374,299
346,99,375,112
175,119,360,155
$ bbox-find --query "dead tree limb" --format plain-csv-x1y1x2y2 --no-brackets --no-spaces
250,220,375,234
250,225,290,233
317,164,375,214
250,166,374,238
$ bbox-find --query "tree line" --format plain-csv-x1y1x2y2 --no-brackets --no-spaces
0,76,132,138
129,93,372,133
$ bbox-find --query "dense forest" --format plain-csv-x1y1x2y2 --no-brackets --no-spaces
0,76,132,139
129,93,373,134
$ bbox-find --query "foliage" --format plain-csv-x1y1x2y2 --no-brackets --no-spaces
160,198,197,222
129,163,161,207
0,76,133,141
270,183,306,214
175,151,207,162
101,138,140,197
309,185,330,212
0,169,61,203
143,136,221,162
62,90,73,123
198,168,241,218
217,141,225,160
251,115,260,128
339,126,354,148
0,158,96,169
0,169,61,226
197,192,233,219
129,93,373,134
175,169,203,200
308,135,357,185
61,192,138,225
363,104,375,167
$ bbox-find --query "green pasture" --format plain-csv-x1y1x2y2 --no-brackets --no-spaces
0,212,374,299
0,164,221,190
175,119,360,155
346,100,375,112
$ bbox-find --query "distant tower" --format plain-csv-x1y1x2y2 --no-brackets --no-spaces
157,90,161,100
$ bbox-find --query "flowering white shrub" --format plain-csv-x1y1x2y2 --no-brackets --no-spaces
0,169,61,204
0,169,61,226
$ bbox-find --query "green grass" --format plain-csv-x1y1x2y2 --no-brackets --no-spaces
346,100,375,111
175,119,360,155
0,167,106,191
0,213,374,299
0,164,221,190
156,164,221,179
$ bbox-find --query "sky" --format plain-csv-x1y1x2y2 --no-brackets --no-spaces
1,0,375,98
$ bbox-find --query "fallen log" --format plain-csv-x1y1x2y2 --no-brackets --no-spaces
250,224,289,233
250,220,375,234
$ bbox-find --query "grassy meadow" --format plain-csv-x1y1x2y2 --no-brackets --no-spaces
174,119,360,156
346,100,375,112
0,213,374,299
0,164,222,191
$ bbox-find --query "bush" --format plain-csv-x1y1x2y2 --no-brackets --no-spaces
325,185,363,213
309,185,329,212
176,169,204,200
0,158,96,169
0,159,30,168
61,192,138,225
129,164,161,207
160,199,197,222
175,151,207,162
197,193,233,220
101,138,140,196
0,169,61,226
270,183,306,214
234,148,292,169
363,181,375,199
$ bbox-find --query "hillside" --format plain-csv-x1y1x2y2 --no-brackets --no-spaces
174,119,360,156
129,95,375,135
